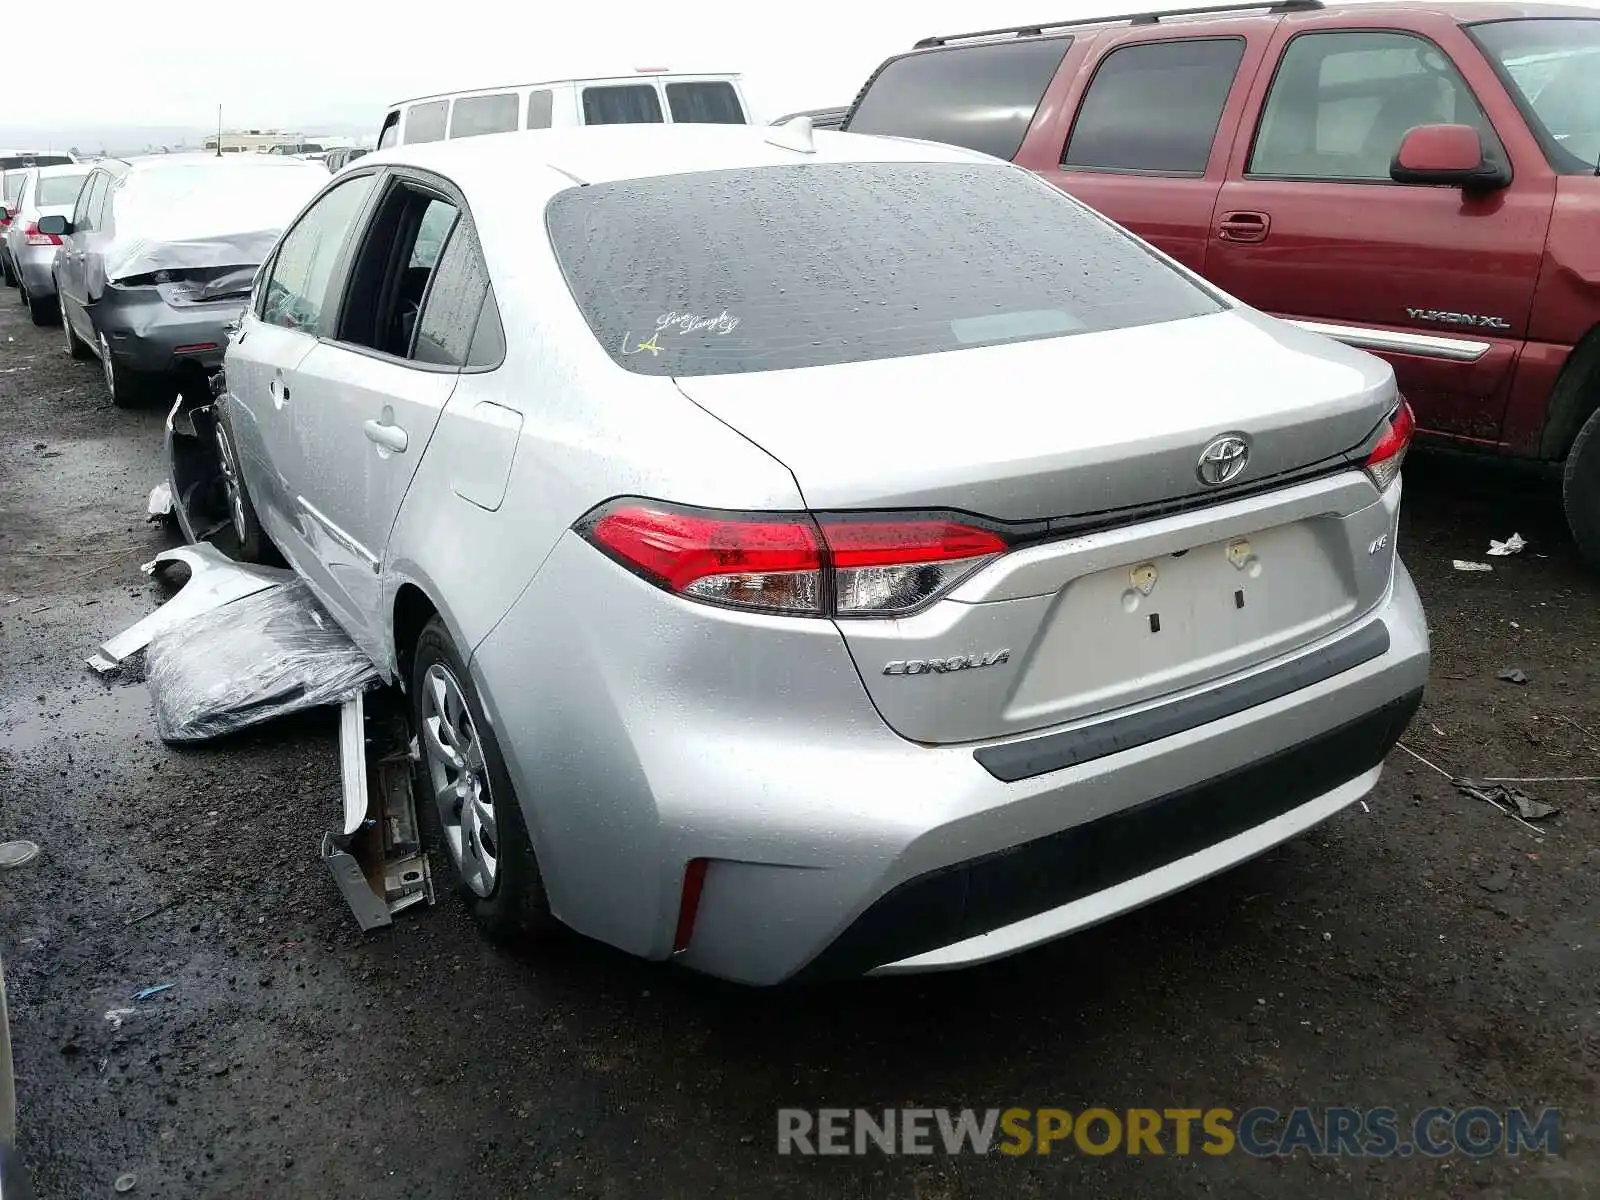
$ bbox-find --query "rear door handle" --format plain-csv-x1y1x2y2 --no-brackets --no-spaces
269,375,290,408
363,417,408,454
1217,211,1271,243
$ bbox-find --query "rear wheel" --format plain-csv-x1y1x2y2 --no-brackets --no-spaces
99,333,154,408
410,617,556,942
60,295,93,360
1,254,14,287
1563,405,1600,569
24,284,57,326
213,411,266,562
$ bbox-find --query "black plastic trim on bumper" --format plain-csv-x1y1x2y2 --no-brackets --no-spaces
798,687,1423,981
975,620,1392,783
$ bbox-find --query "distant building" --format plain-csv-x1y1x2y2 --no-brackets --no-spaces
202,130,306,154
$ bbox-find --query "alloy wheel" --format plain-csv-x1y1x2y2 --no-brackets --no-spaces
99,334,115,394
420,663,499,898
214,422,248,543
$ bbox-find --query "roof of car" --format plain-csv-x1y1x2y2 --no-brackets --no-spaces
392,72,744,107
903,0,1592,47
358,123,992,192
118,152,328,176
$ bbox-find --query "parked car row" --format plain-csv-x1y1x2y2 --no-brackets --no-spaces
2,153,328,405
837,0,1600,564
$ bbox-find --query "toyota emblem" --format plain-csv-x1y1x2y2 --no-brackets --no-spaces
1196,435,1250,487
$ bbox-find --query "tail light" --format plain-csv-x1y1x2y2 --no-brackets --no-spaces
578,500,1009,618
1363,400,1415,492
22,221,60,247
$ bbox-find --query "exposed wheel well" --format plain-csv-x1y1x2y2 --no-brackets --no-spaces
393,583,439,692
1540,324,1600,461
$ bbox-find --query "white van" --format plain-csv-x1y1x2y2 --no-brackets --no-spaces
377,72,752,148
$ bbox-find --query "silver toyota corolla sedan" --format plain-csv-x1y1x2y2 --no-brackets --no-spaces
194,122,1428,985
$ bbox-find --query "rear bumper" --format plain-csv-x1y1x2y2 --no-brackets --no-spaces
94,289,241,374
473,529,1430,986
817,687,1420,977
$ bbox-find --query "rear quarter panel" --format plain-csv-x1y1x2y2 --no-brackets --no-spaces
380,200,807,681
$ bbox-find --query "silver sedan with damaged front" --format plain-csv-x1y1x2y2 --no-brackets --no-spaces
172,123,1429,985
42,154,327,408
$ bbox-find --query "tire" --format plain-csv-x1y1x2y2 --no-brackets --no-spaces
1,254,14,287
26,286,58,327
212,410,267,562
99,333,153,409
60,296,93,361
410,617,556,942
1563,405,1600,569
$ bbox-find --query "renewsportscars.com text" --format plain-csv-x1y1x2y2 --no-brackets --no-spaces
777,1106,1560,1158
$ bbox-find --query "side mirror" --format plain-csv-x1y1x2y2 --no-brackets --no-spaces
1390,124,1509,191
35,214,69,236
0,206,9,222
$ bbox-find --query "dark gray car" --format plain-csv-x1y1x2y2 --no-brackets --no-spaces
42,153,329,407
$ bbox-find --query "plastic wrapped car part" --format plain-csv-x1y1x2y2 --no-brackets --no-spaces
145,579,380,743
102,156,328,284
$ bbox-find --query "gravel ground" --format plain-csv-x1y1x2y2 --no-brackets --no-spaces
1,294,1597,1199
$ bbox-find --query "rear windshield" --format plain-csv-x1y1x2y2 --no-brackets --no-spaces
666,81,745,124
0,155,71,170
845,39,1072,160
38,173,90,205
546,162,1222,378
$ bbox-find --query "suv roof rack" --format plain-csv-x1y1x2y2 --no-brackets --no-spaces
913,0,1323,48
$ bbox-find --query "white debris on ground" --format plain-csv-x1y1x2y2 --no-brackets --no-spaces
1487,532,1527,557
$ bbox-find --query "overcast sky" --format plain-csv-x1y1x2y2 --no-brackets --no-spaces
2,0,1555,139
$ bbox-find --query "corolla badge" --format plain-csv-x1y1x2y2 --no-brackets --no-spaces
1196,435,1250,487
883,649,1011,677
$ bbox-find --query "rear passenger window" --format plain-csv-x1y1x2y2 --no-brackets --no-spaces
666,81,745,123
528,89,555,129
92,175,115,229
414,219,493,367
1249,31,1496,181
335,181,462,358
467,288,505,368
406,101,449,144
378,113,400,150
1063,38,1246,174
72,172,101,230
845,38,1072,161
450,93,520,138
582,85,664,125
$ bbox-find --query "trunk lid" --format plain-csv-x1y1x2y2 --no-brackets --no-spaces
676,309,1403,746
674,309,1394,521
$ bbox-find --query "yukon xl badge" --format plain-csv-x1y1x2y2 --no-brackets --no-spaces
1406,307,1511,331
883,649,1011,677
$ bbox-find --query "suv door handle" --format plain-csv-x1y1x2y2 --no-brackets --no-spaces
363,416,408,454
1218,211,1270,243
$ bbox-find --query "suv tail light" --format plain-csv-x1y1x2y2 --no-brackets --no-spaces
578,500,1008,618
22,221,60,246
1363,400,1415,492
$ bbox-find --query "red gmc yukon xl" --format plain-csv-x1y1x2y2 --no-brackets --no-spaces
843,1,1600,563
